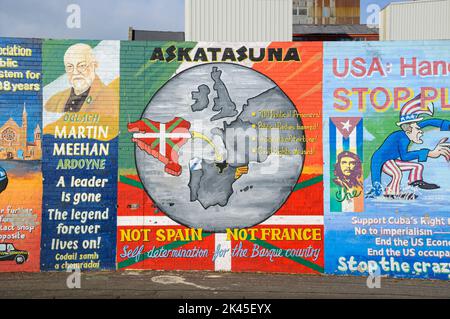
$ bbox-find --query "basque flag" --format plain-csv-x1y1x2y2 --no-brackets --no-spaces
128,117,192,176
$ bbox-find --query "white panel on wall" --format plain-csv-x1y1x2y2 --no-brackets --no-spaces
185,0,292,42
380,0,450,41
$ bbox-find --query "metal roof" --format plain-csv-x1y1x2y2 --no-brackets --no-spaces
383,0,446,11
293,24,379,35
129,28,185,41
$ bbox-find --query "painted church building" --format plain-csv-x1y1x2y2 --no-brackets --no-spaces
0,104,41,160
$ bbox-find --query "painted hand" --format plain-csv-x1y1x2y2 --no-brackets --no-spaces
429,138,450,161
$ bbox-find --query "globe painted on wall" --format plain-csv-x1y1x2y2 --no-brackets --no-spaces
133,63,305,232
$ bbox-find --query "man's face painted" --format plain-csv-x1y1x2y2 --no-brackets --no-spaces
340,156,356,177
407,122,424,144
64,44,97,95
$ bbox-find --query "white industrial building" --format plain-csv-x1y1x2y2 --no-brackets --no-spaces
185,0,293,42
380,0,450,40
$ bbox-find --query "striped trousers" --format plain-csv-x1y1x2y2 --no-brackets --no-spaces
382,160,424,195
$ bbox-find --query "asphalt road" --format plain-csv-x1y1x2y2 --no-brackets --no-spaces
0,270,448,299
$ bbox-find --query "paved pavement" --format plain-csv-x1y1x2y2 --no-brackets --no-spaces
0,270,448,299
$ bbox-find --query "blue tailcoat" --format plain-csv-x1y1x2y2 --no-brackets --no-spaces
370,119,450,190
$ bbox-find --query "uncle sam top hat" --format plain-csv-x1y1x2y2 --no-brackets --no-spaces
396,94,434,126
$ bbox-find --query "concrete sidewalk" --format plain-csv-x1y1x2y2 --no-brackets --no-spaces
0,270,448,299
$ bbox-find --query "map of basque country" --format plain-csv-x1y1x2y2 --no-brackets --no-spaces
128,66,291,209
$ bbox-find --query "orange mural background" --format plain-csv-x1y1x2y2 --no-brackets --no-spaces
253,42,324,216
117,42,324,274
0,162,42,272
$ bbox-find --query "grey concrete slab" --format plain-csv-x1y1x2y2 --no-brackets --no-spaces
0,271,448,299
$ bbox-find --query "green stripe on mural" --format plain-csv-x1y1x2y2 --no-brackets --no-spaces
166,118,184,133
293,175,323,192
118,233,213,269
119,41,197,170
330,142,342,212
142,118,159,132
121,173,323,192
249,238,324,273
135,41,179,77
119,175,144,189
166,139,179,152
151,138,160,149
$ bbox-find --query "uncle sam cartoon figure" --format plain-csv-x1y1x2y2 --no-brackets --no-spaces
367,94,450,200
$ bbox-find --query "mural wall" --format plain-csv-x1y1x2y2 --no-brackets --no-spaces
40,40,119,271
324,41,450,280
0,38,42,272
117,42,324,273
0,37,448,280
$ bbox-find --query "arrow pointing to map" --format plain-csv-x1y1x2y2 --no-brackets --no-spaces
191,131,223,161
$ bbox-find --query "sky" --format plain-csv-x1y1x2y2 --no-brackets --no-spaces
0,0,406,40
0,0,185,40
360,0,407,24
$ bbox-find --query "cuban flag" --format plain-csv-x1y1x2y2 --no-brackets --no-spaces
329,117,364,213
128,117,192,176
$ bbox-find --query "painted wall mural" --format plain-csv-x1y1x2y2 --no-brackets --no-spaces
0,38,42,272
40,40,120,271
117,42,324,273
0,37,448,280
324,41,450,280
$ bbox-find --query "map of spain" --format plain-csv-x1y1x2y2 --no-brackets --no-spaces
128,66,302,210
128,117,192,176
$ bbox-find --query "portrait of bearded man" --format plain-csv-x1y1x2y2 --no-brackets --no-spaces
44,43,118,118
333,151,363,193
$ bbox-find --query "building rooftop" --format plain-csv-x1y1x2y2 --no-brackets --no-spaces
293,24,379,35
128,24,379,42
129,28,185,41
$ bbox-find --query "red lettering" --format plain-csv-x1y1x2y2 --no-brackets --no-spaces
368,58,386,77
352,88,369,111
421,87,438,108
400,57,417,76
419,61,432,77
370,87,391,111
433,61,448,76
334,88,352,111
394,87,412,109
351,58,366,78
441,88,450,109
333,58,349,78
